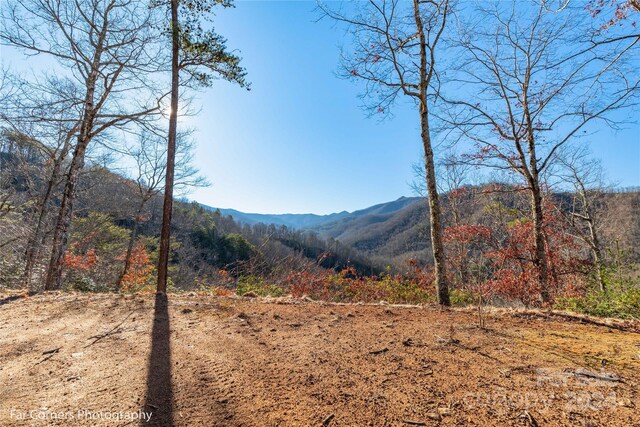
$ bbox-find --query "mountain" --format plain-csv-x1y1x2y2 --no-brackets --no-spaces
202,187,640,271
312,197,429,262
200,196,421,230
202,196,430,267
199,206,351,229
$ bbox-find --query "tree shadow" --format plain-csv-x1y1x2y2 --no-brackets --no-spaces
0,294,23,306
143,293,174,426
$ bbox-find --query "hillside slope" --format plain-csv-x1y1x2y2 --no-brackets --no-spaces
313,197,430,263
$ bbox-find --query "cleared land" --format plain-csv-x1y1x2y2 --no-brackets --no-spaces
0,292,639,426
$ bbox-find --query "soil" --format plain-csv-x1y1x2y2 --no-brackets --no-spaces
1,292,639,426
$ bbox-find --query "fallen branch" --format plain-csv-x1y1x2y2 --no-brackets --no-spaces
574,368,623,383
321,413,335,426
369,347,389,355
512,311,640,333
85,311,135,348
35,347,61,365
402,420,427,426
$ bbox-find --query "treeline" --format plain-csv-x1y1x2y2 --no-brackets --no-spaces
2,126,639,317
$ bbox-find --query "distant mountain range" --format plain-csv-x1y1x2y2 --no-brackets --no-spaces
201,187,640,269
200,196,422,230
201,196,429,266
312,197,429,263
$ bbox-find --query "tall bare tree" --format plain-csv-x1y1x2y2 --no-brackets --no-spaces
320,0,452,305
554,146,609,291
156,0,248,293
0,73,81,288
119,131,207,287
1,0,167,290
441,2,639,303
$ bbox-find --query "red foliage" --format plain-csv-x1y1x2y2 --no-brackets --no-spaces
120,242,154,291
63,248,97,271
284,265,434,304
443,224,492,244
586,0,638,29
483,200,588,306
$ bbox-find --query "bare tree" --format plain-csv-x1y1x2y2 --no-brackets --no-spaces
1,0,168,290
441,2,639,303
553,146,609,291
119,131,207,287
320,0,452,305
0,72,83,288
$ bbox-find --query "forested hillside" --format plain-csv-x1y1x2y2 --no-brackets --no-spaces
0,129,380,292
3,124,640,317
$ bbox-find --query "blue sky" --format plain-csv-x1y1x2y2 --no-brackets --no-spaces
2,1,639,215
186,1,639,214
185,1,425,214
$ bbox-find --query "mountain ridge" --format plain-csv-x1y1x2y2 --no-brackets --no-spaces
200,196,421,230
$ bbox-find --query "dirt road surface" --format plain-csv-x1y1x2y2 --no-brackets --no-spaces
1,292,639,426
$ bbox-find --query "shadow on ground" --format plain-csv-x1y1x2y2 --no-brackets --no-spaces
143,293,174,426
0,294,24,306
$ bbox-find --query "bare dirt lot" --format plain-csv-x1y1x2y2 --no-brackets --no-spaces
1,292,639,427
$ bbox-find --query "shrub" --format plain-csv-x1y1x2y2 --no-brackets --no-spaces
555,289,640,319
284,267,435,304
450,288,475,306
236,276,284,297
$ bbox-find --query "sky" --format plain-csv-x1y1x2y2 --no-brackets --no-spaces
184,1,425,215
2,1,639,215
184,1,640,214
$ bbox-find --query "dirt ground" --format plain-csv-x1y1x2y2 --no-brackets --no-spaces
0,292,639,427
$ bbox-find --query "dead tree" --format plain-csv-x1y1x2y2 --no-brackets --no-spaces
0,73,82,288
554,146,609,291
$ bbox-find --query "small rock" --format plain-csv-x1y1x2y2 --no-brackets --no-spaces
437,407,450,416
618,398,633,407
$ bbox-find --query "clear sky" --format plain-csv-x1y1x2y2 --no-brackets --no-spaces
2,1,639,215
185,1,639,214
185,1,426,215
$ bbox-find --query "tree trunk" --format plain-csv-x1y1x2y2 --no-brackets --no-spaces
157,0,180,294
23,141,70,288
118,199,146,288
414,0,449,306
587,220,605,291
530,183,551,304
44,74,99,290
43,136,90,290
524,92,550,304
23,160,61,288
420,108,450,306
